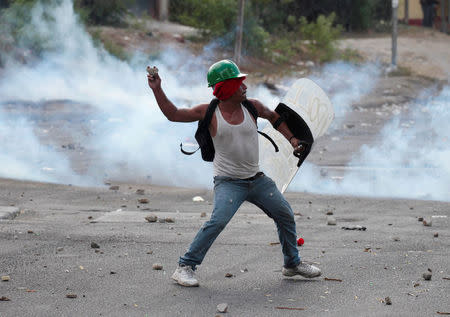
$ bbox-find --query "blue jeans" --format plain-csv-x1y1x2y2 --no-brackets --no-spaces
179,173,301,269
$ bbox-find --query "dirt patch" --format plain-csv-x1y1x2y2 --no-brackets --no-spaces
339,26,450,81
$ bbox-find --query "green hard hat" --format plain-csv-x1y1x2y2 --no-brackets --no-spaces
207,59,247,87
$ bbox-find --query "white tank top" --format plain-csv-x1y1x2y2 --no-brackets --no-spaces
212,105,260,178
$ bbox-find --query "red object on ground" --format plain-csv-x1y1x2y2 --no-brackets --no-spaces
297,237,304,246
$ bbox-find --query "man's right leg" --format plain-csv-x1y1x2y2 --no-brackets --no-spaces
173,177,247,286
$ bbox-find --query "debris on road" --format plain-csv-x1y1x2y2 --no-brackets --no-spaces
434,232,439,237
423,272,432,280
341,225,366,231
138,198,149,204
217,303,228,313
1,276,10,282
66,294,77,299
200,212,207,217
152,263,163,270
136,189,145,195
418,217,424,221
275,306,305,311
392,236,400,241
0,296,11,301
422,219,432,226
327,217,337,225
90,242,100,249
324,277,343,282
193,196,204,202
145,214,158,222
437,312,450,315
165,217,175,223
225,273,233,278
385,296,392,305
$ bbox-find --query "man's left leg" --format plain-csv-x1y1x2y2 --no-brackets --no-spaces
248,175,321,278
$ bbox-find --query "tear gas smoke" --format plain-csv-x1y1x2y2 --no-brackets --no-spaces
290,86,450,202
0,0,448,202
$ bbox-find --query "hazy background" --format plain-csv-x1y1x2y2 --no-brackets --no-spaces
0,0,448,202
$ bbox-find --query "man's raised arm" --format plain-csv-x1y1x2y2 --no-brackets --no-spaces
147,71,207,123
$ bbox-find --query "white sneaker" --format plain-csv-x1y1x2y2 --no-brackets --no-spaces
282,262,322,278
171,265,199,287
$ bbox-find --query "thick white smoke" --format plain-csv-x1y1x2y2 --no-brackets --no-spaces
291,86,450,201
1,0,448,202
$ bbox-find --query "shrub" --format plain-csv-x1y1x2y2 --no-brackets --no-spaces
169,0,236,38
74,0,135,26
299,13,342,62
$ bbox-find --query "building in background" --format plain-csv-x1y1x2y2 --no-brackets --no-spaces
398,0,449,32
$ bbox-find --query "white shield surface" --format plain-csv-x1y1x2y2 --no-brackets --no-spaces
259,78,334,193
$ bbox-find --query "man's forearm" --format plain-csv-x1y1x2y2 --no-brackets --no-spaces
151,86,178,121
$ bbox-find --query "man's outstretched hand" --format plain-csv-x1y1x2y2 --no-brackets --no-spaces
147,66,161,90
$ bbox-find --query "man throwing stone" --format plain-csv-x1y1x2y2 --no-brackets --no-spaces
147,59,321,287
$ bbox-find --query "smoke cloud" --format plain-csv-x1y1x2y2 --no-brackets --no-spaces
291,86,450,202
0,0,448,202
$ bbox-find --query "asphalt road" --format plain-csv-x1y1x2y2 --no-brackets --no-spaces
1,177,449,317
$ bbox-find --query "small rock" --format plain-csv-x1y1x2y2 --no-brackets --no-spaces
145,214,158,222
152,263,163,270
392,237,400,242
95,249,101,253
88,216,93,220
1,275,10,282
27,230,34,234
165,217,175,223
90,242,100,249
423,272,432,280
433,232,439,237
146,250,153,254
0,296,10,301
57,247,64,252
326,211,334,215
225,273,233,278
418,217,424,222
66,294,77,299
138,198,149,204
422,219,432,226
385,296,392,305
109,185,119,190
217,303,228,313
327,217,337,225
136,189,145,195
200,212,207,217
110,271,117,274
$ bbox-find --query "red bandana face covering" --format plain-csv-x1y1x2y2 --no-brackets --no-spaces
213,77,246,101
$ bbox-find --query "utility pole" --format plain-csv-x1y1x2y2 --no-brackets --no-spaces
441,0,447,32
234,0,245,64
392,0,399,68
404,0,409,24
